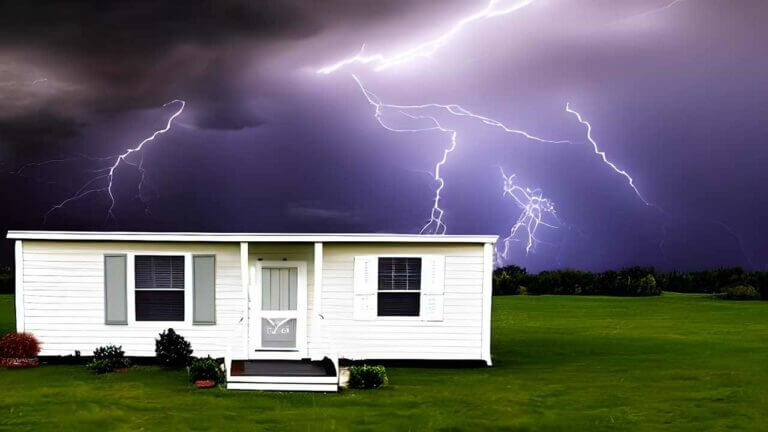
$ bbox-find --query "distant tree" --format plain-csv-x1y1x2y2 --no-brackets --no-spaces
493,265,527,295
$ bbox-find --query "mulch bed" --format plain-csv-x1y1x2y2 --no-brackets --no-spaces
1,358,39,368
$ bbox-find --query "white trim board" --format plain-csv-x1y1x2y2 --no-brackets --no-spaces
7,231,497,244
15,240,24,332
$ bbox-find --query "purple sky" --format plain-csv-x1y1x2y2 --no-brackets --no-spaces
1,0,767,271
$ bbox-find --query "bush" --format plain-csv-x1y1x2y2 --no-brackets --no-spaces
724,285,760,300
632,274,661,297
86,344,130,374
188,356,223,384
0,332,41,358
348,365,387,389
745,271,768,300
93,345,125,362
493,265,528,295
156,328,193,367
86,359,118,374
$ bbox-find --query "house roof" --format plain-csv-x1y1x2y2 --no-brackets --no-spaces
6,230,497,244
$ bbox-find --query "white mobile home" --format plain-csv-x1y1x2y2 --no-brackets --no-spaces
8,231,496,391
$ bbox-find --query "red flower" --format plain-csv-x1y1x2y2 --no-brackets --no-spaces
195,379,216,388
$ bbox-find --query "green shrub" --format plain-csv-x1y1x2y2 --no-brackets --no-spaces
86,344,129,374
188,356,223,383
93,345,124,361
724,285,760,300
493,265,528,295
632,274,661,296
155,328,193,368
86,359,118,374
348,365,387,389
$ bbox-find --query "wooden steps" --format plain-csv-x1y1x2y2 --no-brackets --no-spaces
227,357,339,392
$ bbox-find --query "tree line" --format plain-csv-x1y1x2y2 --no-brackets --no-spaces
493,265,768,298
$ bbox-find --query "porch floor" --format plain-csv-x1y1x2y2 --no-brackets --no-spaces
230,358,337,378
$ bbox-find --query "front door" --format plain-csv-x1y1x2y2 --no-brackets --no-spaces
248,261,307,356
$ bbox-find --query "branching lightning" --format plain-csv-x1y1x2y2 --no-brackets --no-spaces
351,77,657,256
352,74,566,234
41,100,185,224
316,0,660,257
496,167,559,261
565,103,650,206
318,0,534,74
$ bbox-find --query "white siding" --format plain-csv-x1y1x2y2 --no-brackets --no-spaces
315,243,488,361
22,241,243,357
19,239,491,362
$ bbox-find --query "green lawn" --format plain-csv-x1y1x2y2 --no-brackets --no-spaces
1,293,767,431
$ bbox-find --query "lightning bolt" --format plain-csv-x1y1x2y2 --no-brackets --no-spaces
565,103,650,206
318,0,534,74
352,74,566,234
42,99,185,224
564,103,757,267
496,167,559,261
319,0,753,265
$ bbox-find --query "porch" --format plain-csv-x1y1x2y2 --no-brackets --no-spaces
224,241,338,391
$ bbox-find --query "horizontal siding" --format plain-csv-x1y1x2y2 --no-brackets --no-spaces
22,241,244,357
20,240,488,360
315,243,486,361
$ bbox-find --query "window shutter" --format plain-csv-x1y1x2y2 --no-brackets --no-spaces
353,256,377,320
421,255,445,321
104,255,127,325
193,255,216,325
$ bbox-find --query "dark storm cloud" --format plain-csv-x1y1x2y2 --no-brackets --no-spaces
0,111,80,148
2,0,767,271
0,1,319,131
0,1,320,51
0,0,469,132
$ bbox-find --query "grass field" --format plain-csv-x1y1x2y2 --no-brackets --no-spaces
1,293,767,431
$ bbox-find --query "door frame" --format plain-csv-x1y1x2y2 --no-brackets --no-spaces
248,260,308,358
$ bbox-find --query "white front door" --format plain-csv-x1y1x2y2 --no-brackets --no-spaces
248,261,307,356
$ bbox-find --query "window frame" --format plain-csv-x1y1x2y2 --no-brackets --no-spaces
127,251,194,326
376,255,422,318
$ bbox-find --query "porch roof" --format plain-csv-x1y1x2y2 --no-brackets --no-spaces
7,230,497,244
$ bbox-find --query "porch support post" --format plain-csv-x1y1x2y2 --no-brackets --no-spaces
312,242,323,359
482,242,493,366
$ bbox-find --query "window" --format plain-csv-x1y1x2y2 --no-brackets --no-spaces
135,255,185,321
377,257,421,316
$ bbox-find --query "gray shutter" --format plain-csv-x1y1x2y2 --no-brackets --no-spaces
104,254,127,325
193,255,216,325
